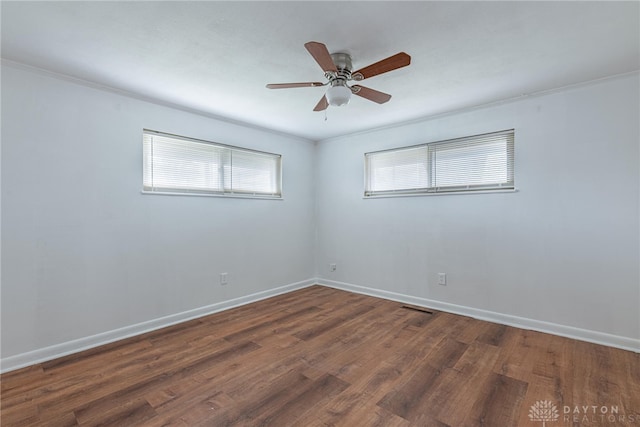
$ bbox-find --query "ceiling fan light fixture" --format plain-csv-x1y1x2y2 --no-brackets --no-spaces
326,83,351,107
266,41,410,111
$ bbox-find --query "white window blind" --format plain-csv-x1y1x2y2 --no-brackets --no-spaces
365,130,514,196
143,130,281,197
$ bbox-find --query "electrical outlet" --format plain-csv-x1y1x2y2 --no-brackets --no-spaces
220,272,228,285
330,263,337,272
438,273,447,286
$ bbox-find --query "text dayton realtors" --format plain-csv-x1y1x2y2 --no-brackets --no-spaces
563,405,638,424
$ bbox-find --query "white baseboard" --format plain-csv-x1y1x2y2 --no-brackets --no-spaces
0,279,316,373
317,278,640,354
3,277,637,373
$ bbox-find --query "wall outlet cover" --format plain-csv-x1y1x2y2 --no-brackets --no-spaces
438,273,446,286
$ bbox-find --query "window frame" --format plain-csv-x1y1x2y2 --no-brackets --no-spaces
142,129,282,199
364,129,515,198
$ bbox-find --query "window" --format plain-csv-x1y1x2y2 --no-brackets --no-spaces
143,130,281,198
364,130,514,196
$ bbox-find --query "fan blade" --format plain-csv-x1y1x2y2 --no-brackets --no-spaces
313,95,329,111
352,52,411,80
351,85,392,104
266,82,325,89
305,41,337,73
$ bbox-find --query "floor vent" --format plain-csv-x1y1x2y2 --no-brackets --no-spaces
401,304,434,314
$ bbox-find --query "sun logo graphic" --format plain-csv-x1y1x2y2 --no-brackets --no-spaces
529,400,560,426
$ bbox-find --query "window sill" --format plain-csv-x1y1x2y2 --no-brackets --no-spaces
363,188,518,199
141,190,283,200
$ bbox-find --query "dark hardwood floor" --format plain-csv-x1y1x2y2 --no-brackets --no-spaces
1,285,638,426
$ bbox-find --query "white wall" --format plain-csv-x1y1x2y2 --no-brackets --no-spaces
1,63,317,365
2,64,638,371
316,73,640,349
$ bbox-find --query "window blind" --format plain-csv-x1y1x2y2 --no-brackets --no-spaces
365,130,514,196
143,130,281,197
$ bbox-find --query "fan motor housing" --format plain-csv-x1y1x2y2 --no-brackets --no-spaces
328,52,365,82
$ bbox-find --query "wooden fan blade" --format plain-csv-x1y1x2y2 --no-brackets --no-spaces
351,85,392,104
266,82,325,89
352,52,411,80
305,41,337,73
313,95,329,111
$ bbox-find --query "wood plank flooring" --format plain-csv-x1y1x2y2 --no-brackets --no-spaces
1,285,639,426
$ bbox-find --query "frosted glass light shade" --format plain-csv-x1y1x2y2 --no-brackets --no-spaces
326,84,351,106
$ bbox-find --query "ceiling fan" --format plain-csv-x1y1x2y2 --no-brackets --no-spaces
266,41,411,111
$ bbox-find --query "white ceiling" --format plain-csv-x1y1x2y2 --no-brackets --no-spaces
2,1,639,141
